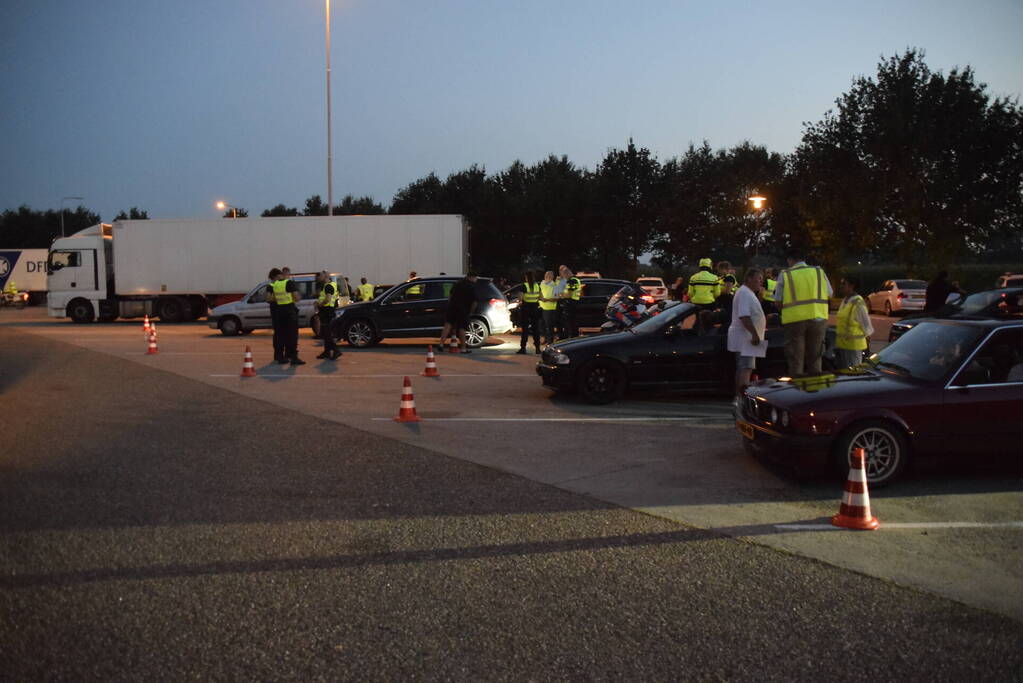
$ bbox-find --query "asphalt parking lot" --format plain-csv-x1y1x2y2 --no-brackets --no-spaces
3,306,1021,627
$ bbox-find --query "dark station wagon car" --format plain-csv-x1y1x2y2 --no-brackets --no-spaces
888,287,1023,342
737,319,1023,486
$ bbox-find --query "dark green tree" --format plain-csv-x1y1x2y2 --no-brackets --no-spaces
261,204,300,217
389,174,446,214
0,205,100,248
113,207,149,220
222,207,248,218
333,195,385,215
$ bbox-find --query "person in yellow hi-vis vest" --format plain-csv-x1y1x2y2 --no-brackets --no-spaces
517,271,543,354
687,258,719,309
834,276,873,369
358,277,375,302
775,248,833,377
760,267,778,315
538,270,559,346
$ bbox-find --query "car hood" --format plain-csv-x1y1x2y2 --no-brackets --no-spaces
211,300,243,315
748,369,923,410
552,330,636,353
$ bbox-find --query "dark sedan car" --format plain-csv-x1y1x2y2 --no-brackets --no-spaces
888,287,1023,341
505,278,634,330
329,276,512,348
536,302,834,404
737,319,1023,486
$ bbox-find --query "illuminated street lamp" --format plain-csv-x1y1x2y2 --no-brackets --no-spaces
215,200,237,218
748,195,766,210
60,196,84,237
748,195,767,256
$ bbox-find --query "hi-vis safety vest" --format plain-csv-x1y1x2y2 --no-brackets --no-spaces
522,282,540,304
358,283,374,301
4,280,17,295
539,282,558,311
836,294,868,350
565,277,581,301
687,269,719,304
762,278,777,302
272,279,295,305
318,282,339,308
780,265,829,324
407,281,422,295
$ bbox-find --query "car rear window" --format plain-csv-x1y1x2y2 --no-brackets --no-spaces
474,279,504,300
637,279,663,286
896,280,927,289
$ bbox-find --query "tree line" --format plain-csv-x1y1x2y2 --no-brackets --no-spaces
4,49,1021,279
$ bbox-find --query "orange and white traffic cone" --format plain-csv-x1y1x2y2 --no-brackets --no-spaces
146,328,159,355
832,448,880,530
240,345,257,377
421,345,440,377
393,376,421,423
142,314,151,338
447,337,459,354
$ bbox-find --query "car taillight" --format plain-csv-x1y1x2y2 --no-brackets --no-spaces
897,292,905,299
489,298,506,310
641,295,654,304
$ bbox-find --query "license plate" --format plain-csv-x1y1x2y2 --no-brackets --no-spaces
736,421,754,440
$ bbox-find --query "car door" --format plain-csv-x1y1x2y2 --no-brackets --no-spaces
942,327,1023,454
236,283,273,328
417,281,451,335
375,282,447,334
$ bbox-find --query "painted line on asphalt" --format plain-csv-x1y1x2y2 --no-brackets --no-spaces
775,522,1023,531
208,373,536,378
370,417,728,423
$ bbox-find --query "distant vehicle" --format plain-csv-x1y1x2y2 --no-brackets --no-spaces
504,278,633,330
575,271,602,279
636,276,669,302
536,302,834,404
330,276,512,348
996,273,1023,289
45,215,466,323
865,279,928,316
207,273,350,336
0,248,48,305
888,287,1023,342
737,319,1023,487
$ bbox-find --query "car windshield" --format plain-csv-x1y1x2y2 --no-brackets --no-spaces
631,303,695,334
896,280,927,289
869,321,985,382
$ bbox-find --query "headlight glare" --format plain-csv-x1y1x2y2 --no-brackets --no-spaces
552,352,571,365
770,406,779,424
780,410,790,427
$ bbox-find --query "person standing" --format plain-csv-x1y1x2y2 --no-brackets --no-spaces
716,261,737,295
517,271,542,354
271,267,304,365
558,265,582,339
925,271,963,312
440,272,478,353
538,270,559,346
406,271,422,297
358,277,374,302
834,277,873,369
687,258,719,310
760,267,778,315
315,271,342,360
671,276,686,301
774,249,832,377
264,268,286,363
727,268,767,395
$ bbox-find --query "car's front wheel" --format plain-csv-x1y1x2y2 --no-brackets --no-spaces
344,319,377,347
218,316,243,336
465,318,489,348
832,419,909,487
577,359,627,404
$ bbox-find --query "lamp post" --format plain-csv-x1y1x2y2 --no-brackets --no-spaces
60,196,84,238
748,195,766,258
215,201,237,218
325,0,334,216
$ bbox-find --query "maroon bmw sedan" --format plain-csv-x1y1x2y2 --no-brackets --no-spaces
736,319,1023,486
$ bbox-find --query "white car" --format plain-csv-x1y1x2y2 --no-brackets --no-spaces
866,279,928,316
636,276,669,302
207,272,351,336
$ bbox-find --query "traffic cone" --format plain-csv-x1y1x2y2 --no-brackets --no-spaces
421,345,440,377
142,314,151,338
447,337,459,354
146,328,159,355
393,376,421,423
240,345,257,377
831,448,880,530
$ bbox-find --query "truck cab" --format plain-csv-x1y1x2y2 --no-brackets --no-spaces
46,224,119,322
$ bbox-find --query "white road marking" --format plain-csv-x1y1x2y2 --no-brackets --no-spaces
775,522,1023,531
209,373,536,378
370,416,725,423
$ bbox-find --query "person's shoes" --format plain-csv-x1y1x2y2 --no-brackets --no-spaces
330,349,342,360
316,351,329,359
276,358,289,365
516,348,526,355
290,358,306,366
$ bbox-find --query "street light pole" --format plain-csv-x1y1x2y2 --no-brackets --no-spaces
215,201,237,218
748,195,766,258
60,196,84,237
325,0,334,217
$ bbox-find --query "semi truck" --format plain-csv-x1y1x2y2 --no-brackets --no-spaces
0,248,49,305
46,215,468,323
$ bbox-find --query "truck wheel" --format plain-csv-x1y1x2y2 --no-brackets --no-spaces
218,316,243,336
344,320,376,347
68,299,95,324
156,297,187,323
465,318,489,348
577,359,626,404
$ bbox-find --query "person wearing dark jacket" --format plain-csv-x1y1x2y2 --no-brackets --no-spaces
440,273,478,353
925,271,964,312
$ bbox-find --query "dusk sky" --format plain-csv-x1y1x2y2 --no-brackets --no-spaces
3,0,1022,222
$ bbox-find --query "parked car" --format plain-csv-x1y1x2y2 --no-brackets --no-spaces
208,273,350,336
536,302,834,404
889,287,1023,341
737,319,1023,486
505,278,633,331
637,276,669,302
866,279,928,316
330,276,512,348
996,273,1023,289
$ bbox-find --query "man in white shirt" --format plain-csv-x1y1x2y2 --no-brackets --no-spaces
728,268,768,395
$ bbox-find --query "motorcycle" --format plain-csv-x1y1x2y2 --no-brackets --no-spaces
600,284,662,333
1,290,28,309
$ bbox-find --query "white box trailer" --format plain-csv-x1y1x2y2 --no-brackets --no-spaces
46,215,468,323
0,248,49,305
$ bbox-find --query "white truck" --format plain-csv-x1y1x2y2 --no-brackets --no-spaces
0,248,49,305
46,215,468,323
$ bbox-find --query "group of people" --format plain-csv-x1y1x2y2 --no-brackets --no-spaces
263,267,343,366
515,265,583,354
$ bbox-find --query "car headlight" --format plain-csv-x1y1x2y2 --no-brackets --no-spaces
551,352,571,365
770,406,779,424
780,410,790,427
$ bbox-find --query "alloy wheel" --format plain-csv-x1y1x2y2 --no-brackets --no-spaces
849,428,900,481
